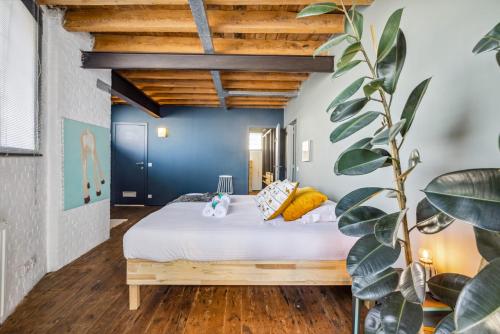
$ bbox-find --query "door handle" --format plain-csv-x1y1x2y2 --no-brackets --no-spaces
135,162,144,166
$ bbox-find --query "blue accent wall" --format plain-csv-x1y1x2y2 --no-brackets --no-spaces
111,105,283,205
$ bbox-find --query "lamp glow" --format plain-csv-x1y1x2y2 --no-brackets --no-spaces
157,127,168,138
419,248,433,264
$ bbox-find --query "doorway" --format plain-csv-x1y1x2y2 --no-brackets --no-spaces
248,129,266,194
248,127,285,194
112,122,148,204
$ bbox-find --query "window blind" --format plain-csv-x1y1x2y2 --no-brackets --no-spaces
0,0,39,154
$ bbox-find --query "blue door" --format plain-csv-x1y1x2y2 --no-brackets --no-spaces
112,123,147,205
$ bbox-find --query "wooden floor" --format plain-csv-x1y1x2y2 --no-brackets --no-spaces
0,206,357,334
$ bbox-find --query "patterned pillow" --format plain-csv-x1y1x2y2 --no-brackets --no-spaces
254,180,298,220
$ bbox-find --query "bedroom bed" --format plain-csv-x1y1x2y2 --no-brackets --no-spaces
123,195,355,310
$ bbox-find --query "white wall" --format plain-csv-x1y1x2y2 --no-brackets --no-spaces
0,7,111,321
285,0,500,276
0,158,46,322
42,9,111,271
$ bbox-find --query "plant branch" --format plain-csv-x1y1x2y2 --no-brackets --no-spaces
342,10,413,265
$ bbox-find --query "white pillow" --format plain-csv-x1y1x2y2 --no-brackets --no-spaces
254,180,298,220
299,200,337,224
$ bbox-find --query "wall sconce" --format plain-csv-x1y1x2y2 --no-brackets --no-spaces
157,127,168,138
419,248,436,287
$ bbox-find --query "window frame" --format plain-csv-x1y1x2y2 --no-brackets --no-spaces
0,0,42,157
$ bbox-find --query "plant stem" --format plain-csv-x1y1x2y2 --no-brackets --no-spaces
340,2,413,265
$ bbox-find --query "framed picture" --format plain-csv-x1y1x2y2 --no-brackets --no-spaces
63,118,110,210
302,140,311,162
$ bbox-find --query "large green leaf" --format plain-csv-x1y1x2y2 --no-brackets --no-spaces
335,149,388,176
400,78,431,137
333,138,373,175
474,227,500,262
332,60,363,79
377,30,406,94
352,267,400,300
297,2,338,18
347,234,401,277
330,112,380,143
372,148,393,167
330,97,369,122
327,77,365,113
381,292,423,334
428,273,471,308
399,262,426,304
434,313,455,334
423,168,500,231
338,206,387,237
336,187,385,216
374,210,407,248
416,198,455,234
338,42,362,67
313,34,348,57
455,259,500,333
472,22,500,54
345,8,364,41
377,8,404,61
363,78,385,97
371,119,406,145
364,305,383,334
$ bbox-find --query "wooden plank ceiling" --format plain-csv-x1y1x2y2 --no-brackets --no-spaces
39,0,373,109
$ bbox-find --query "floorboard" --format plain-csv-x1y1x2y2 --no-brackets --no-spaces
0,206,357,334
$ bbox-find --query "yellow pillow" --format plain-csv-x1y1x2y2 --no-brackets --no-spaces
282,190,328,221
255,180,299,220
295,187,318,197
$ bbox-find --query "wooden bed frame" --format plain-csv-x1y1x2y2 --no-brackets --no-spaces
127,259,351,310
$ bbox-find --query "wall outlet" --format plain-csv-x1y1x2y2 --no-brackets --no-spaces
148,162,152,167
148,194,152,199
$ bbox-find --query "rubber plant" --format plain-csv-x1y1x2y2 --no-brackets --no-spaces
297,3,500,334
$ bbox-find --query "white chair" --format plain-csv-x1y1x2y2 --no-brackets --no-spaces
217,175,233,194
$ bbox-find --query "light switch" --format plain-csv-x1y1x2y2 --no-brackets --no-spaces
148,162,153,167
148,194,152,199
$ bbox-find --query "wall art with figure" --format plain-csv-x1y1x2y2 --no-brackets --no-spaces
63,118,110,210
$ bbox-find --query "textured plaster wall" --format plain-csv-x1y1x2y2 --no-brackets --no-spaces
42,9,111,271
0,158,46,323
0,8,111,321
284,0,500,276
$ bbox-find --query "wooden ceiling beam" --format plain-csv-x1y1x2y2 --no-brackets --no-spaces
144,88,296,95
156,100,221,105
223,80,300,90
142,87,216,94
65,9,344,34
135,80,215,88
40,0,371,5
149,94,219,100
94,35,323,56
120,70,309,82
81,52,335,73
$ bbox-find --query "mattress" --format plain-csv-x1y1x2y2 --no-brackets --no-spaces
123,195,356,262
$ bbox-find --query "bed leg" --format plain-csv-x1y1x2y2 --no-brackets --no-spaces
129,285,140,310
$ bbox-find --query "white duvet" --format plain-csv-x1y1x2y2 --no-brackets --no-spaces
123,195,356,262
